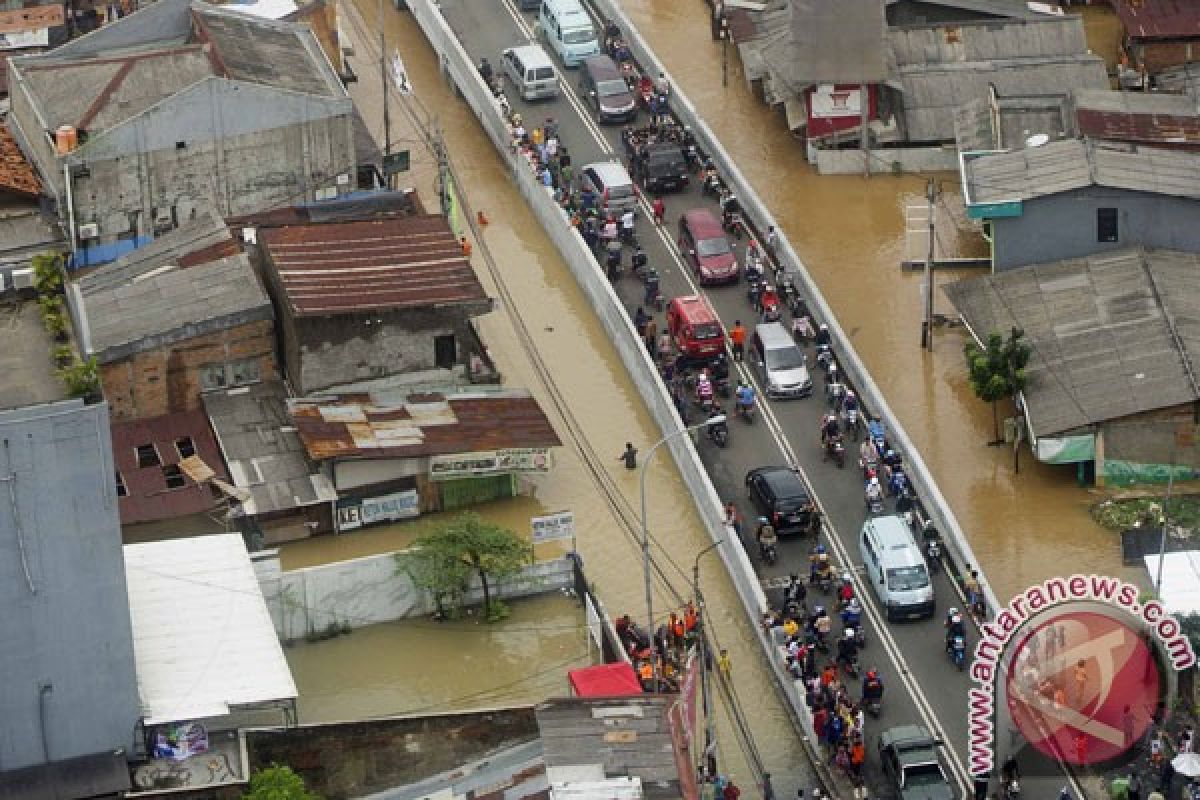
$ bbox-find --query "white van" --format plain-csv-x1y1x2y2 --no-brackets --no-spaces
538,0,599,68
751,322,812,399
859,515,935,622
501,44,560,101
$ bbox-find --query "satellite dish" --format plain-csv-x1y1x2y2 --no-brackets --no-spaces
1026,133,1050,148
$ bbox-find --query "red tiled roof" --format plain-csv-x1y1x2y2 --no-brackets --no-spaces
0,125,41,197
111,409,230,525
288,392,561,461
1114,0,1200,40
1076,108,1200,147
258,215,488,316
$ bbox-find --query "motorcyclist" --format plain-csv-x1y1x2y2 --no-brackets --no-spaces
709,352,730,385
735,382,756,415
841,389,859,414
813,605,832,647
478,58,494,84
815,323,832,348
784,573,806,611
862,670,884,703
841,596,863,630
837,572,855,610
865,477,883,509
837,629,859,671
696,371,714,407
655,70,671,98
706,403,728,443
756,517,778,561
820,412,840,445
631,245,648,275
809,545,832,582
945,609,966,652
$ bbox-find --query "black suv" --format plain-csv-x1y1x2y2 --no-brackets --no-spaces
878,725,954,800
634,143,689,194
745,466,818,535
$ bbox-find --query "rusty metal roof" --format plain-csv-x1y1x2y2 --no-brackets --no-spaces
1072,88,1200,148
288,390,561,461
111,408,230,525
1114,0,1200,40
259,214,488,316
0,125,41,197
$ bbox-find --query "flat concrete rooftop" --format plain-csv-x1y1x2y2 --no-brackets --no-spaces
0,300,67,410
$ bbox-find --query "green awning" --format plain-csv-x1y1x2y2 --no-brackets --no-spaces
1035,434,1095,464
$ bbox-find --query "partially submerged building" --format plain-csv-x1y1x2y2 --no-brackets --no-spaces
6,0,357,267
255,214,495,394
288,389,562,528
945,248,1200,484
960,139,1200,270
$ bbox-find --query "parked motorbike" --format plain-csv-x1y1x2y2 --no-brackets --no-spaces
759,538,778,566
707,417,729,449
925,539,942,574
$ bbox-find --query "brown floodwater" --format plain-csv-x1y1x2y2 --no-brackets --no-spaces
287,1,811,790
285,593,592,722
618,0,1137,599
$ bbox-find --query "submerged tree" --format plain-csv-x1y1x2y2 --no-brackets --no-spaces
244,764,321,800
396,513,532,622
963,327,1030,444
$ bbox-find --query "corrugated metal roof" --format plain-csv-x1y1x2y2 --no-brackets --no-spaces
0,124,41,197
123,534,298,724
1072,88,1200,147
289,390,562,461
202,381,338,515
111,408,230,525
1156,61,1200,95
965,138,1200,204
259,214,489,317
890,15,1092,65
76,210,234,291
953,93,1075,152
943,248,1200,437
1113,0,1200,41
788,0,888,83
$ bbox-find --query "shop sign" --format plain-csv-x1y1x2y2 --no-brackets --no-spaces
429,448,552,480
337,489,419,531
532,510,574,544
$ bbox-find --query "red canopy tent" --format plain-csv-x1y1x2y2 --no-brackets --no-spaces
567,662,643,697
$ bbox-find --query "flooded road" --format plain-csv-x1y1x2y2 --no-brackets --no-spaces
618,0,1133,599
303,2,811,791
286,594,590,722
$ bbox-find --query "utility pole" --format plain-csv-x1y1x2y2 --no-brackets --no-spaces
378,0,392,188
860,83,870,178
434,126,451,221
693,540,722,780
720,13,729,88
921,179,937,351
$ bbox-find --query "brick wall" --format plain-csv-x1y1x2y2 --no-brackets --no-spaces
101,318,278,421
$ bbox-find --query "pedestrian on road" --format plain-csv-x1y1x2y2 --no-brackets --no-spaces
729,320,746,361
461,236,473,257
718,648,732,679
722,781,740,800
653,197,666,225
618,442,638,469
644,317,658,353
766,225,779,259
635,306,649,336
724,501,743,538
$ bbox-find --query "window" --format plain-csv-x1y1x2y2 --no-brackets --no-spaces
162,464,186,489
175,436,196,459
1097,208,1118,243
136,444,161,468
116,471,128,498
434,334,457,369
199,359,262,391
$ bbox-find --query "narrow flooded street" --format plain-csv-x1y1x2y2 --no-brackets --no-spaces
299,1,811,789
285,594,590,722
618,0,1134,599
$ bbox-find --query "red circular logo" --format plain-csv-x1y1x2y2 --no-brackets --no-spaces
1005,612,1159,765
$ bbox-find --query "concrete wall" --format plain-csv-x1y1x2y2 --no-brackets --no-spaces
0,399,140,770
253,549,574,641
286,304,491,394
246,708,541,800
993,187,1200,270
1101,404,1200,469
100,318,279,421
814,146,957,175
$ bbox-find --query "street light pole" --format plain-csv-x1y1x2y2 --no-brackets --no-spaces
639,416,727,692
693,539,722,779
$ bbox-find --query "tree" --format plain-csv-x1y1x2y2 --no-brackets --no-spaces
396,513,533,622
243,764,321,800
964,327,1030,444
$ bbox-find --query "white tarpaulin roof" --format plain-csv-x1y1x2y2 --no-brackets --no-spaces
124,534,297,725
1143,552,1200,616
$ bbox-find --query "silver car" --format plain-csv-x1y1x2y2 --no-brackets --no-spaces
752,322,812,398
580,161,638,217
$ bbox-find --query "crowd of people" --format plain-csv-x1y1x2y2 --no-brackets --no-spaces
615,605,699,693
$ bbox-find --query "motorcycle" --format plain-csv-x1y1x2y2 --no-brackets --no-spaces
824,435,846,469
744,258,765,286
759,538,778,566
702,171,722,198
738,400,756,424
841,611,866,648
643,270,664,312
949,635,967,671
707,418,729,449
759,290,782,323
746,273,766,307
723,210,744,238
867,419,887,455
813,569,833,595
865,697,883,718
865,480,884,514
842,407,860,441
925,539,942,574
1002,780,1021,800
